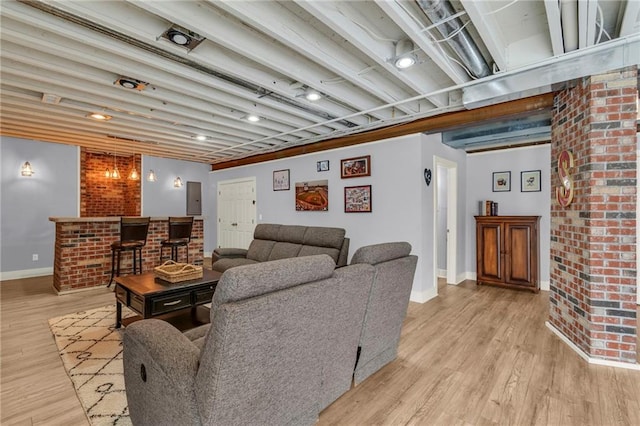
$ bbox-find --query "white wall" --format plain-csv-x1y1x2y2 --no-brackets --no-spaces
209,134,436,301
0,137,79,278
0,138,214,279
465,144,552,289
142,155,213,255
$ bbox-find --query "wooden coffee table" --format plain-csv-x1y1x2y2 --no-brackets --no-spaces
114,269,222,328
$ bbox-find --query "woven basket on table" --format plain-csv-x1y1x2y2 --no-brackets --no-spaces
154,260,203,283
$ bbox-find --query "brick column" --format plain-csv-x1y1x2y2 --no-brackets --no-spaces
549,67,638,364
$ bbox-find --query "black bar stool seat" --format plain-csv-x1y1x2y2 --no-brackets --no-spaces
160,216,194,264
108,217,150,287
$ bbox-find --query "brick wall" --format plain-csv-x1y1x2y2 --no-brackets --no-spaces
80,150,141,217
549,67,638,363
52,218,204,293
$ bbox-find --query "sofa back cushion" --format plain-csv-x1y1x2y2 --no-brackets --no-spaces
303,226,345,249
298,245,341,263
196,255,339,425
246,239,275,262
350,241,411,265
268,242,302,261
213,254,336,305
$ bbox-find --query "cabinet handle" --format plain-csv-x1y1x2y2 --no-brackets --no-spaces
163,300,182,306
231,222,238,226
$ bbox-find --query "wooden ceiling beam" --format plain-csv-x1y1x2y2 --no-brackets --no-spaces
211,92,555,170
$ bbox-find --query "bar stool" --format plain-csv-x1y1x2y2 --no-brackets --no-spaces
108,217,150,287
160,216,194,263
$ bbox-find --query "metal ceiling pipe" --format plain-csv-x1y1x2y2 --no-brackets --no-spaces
416,0,491,78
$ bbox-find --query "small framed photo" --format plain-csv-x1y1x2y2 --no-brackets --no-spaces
492,171,511,192
340,155,371,178
273,169,290,191
521,170,541,192
344,185,372,213
317,160,330,172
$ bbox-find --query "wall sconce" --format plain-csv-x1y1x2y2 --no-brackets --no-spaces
174,176,183,188
147,169,157,182
21,161,34,177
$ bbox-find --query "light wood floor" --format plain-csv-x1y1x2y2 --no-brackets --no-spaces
1,273,639,425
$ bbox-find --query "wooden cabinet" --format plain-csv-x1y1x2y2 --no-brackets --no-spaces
475,216,540,293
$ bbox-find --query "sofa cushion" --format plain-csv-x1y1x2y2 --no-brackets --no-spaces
213,255,336,306
303,226,345,249
246,239,275,262
211,258,259,272
277,225,306,244
253,223,281,240
268,242,302,261
298,245,341,263
351,242,412,265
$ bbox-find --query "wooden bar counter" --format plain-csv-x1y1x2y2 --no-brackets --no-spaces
49,217,204,294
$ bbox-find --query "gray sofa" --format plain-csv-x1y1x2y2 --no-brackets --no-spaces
211,223,349,272
123,255,374,426
350,242,418,384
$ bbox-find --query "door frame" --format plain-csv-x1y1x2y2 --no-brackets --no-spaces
433,156,458,289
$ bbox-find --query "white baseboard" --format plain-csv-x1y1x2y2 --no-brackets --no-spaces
545,321,640,371
410,287,438,304
540,280,550,291
204,251,213,258
437,268,446,278
0,267,53,282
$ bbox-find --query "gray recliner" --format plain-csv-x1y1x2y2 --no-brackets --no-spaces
350,242,418,384
123,254,373,425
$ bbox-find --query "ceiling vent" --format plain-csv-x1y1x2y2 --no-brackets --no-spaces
41,93,61,104
115,76,148,91
160,25,205,51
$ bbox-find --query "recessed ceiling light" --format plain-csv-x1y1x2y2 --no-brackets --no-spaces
87,113,112,121
394,56,416,69
194,135,207,141
394,39,417,69
246,114,260,122
115,77,148,91
167,30,190,46
305,90,322,101
160,25,205,51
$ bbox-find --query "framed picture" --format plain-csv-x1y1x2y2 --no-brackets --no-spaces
273,169,290,191
521,170,541,192
344,185,372,213
317,160,330,172
295,180,328,211
340,155,371,178
492,171,511,192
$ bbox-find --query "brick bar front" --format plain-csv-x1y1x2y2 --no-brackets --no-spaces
49,217,204,294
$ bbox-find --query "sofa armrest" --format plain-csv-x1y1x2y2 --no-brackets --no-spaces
123,319,202,425
213,247,248,262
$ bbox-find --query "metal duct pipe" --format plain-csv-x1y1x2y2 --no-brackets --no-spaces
560,0,579,52
416,0,491,78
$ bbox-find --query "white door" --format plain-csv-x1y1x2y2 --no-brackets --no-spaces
217,177,257,249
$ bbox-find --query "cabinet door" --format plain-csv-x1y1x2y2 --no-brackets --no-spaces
477,222,502,282
504,222,534,287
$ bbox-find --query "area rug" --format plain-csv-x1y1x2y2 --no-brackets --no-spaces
48,305,134,426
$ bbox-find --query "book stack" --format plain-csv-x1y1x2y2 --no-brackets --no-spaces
479,200,499,216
